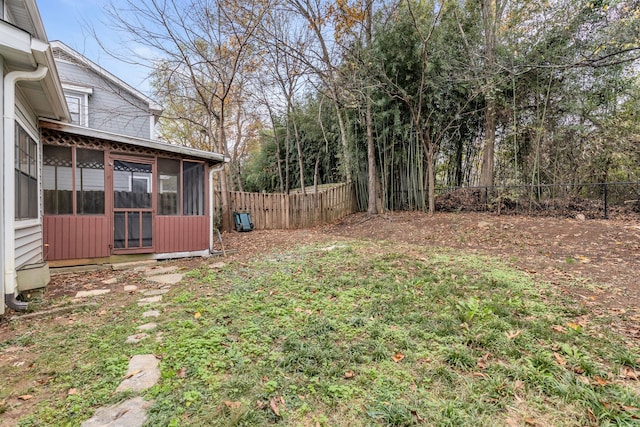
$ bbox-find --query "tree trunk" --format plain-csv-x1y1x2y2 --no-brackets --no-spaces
217,103,232,231
334,103,352,182
427,149,435,215
365,1,378,215
292,115,306,194
479,0,500,189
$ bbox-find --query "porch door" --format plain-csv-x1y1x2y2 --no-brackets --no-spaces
112,158,154,252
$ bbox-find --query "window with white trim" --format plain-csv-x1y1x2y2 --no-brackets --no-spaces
15,124,38,219
65,93,87,126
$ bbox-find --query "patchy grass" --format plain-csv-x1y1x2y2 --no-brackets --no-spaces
2,240,640,426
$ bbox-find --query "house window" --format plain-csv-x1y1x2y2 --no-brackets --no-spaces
15,124,38,219
76,148,105,214
65,93,88,126
158,158,180,215
43,146,105,215
183,161,205,216
43,145,73,215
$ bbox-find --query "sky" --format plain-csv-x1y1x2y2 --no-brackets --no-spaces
38,0,153,94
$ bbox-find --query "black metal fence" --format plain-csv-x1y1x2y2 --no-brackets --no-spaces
393,181,640,219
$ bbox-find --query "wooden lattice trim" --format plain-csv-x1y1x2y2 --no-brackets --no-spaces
41,128,183,160
41,127,102,148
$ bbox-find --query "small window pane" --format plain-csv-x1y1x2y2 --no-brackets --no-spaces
15,125,38,219
114,212,126,248
43,145,73,215
76,148,105,214
114,160,152,209
158,158,180,215
128,211,140,248
183,161,204,216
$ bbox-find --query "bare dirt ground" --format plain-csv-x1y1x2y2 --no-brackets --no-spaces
221,212,640,339
3,211,640,332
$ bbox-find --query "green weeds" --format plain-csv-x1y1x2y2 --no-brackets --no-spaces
4,241,639,426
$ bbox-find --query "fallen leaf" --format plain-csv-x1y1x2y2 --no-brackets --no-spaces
124,369,142,379
224,400,241,409
269,396,283,417
567,322,581,330
505,330,522,340
194,312,201,319
391,352,405,363
553,352,567,366
67,388,78,396
587,407,596,423
621,405,639,412
505,417,519,427
620,366,639,380
472,372,488,378
18,395,33,401
594,376,610,386
177,367,187,378
524,418,537,426
344,370,355,379
551,325,566,333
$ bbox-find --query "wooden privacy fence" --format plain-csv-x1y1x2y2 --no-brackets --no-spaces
218,183,357,230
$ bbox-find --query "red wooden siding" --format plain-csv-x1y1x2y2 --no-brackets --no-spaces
43,216,110,260
155,216,209,253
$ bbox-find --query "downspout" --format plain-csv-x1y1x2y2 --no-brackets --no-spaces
209,162,226,253
0,56,4,315
3,65,49,311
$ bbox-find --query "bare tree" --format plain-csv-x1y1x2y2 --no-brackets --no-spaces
106,0,268,230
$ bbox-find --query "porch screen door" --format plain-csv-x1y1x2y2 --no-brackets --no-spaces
113,159,154,251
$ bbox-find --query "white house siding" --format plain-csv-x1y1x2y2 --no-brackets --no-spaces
15,224,43,268
14,99,43,269
54,61,151,139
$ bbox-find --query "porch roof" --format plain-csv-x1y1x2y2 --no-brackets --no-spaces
40,119,228,165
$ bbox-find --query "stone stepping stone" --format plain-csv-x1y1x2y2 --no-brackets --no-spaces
209,261,226,269
101,278,118,285
75,289,110,298
146,273,184,285
143,289,170,297
81,396,153,427
142,310,160,318
144,265,179,276
137,296,162,306
137,323,157,332
115,354,160,393
126,333,149,344
124,285,138,292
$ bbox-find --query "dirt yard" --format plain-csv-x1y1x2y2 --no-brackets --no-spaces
4,211,640,336
221,212,640,339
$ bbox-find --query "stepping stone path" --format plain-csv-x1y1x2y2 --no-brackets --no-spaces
81,266,186,426
81,397,152,427
75,289,111,298
147,273,184,285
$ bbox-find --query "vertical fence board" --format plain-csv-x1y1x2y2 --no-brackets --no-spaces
218,183,355,230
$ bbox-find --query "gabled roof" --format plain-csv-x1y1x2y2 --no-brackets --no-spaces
50,40,163,115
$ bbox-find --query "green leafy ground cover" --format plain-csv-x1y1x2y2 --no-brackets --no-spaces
3,240,639,426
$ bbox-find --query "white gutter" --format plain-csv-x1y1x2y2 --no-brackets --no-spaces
209,162,226,253
3,65,49,311
0,56,4,315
